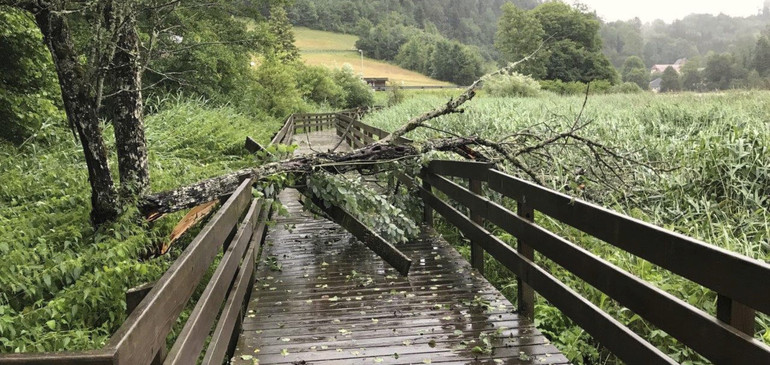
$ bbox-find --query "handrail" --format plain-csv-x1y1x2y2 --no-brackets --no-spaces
0,180,271,365
420,160,770,364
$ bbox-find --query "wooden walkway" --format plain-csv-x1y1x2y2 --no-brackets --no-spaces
231,131,568,364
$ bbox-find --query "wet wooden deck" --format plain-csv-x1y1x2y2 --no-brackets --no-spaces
230,131,569,364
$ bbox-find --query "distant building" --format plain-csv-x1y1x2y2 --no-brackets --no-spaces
650,58,687,74
649,78,663,93
364,77,389,91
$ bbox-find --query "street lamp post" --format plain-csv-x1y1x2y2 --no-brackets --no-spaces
357,49,364,77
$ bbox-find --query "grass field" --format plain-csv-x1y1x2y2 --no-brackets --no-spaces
294,27,451,87
365,91,770,364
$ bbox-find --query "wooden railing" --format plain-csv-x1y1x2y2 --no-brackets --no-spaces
7,111,769,365
418,160,770,365
0,180,271,365
334,112,411,148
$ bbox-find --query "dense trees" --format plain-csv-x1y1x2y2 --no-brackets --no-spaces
496,2,616,83
753,36,770,77
354,13,484,85
289,0,540,57
495,3,548,78
660,66,681,92
621,56,648,89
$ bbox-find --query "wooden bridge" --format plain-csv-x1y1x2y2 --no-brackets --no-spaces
2,109,769,364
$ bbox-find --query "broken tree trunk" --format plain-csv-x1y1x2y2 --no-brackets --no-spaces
138,139,484,218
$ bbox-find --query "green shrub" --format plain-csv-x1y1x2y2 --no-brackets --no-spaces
296,65,346,108
540,79,615,95
333,65,374,109
251,59,308,117
387,82,406,106
0,7,64,144
609,82,644,94
484,72,541,97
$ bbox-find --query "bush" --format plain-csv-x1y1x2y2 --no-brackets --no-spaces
387,82,406,106
484,72,541,97
296,65,346,108
539,79,615,95
250,59,307,117
0,7,63,144
333,65,374,109
609,82,644,94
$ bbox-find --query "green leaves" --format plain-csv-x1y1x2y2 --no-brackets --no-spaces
306,172,419,244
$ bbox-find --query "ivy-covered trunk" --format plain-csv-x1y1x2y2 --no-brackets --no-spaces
112,15,150,198
34,4,119,224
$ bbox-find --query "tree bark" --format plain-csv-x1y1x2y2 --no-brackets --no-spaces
112,15,150,198
138,139,477,217
33,3,119,224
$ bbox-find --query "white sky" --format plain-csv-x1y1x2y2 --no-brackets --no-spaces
574,0,766,23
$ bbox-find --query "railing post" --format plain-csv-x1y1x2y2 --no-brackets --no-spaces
517,199,536,320
717,295,755,335
421,170,433,227
469,178,484,274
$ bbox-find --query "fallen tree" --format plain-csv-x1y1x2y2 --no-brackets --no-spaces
139,53,665,225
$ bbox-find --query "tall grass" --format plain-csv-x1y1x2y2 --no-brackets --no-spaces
364,91,770,363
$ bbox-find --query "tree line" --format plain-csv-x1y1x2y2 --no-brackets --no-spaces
291,0,770,91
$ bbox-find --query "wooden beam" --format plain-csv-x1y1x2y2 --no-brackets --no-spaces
302,190,412,276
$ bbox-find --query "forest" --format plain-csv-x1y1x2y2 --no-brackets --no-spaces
290,0,770,91
1,0,769,364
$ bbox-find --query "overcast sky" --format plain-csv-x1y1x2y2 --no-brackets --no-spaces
575,0,766,23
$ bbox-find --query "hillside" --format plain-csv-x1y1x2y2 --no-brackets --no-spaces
294,27,451,87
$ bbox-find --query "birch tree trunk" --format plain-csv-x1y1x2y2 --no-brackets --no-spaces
33,3,119,224
112,15,150,198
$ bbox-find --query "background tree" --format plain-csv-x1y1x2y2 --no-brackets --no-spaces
600,18,644,68
660,66,681,92
680,58,705,91
621,56,649,89
704,52,747,90
495,1,617,83
268,3,300,62
495,2,548,78
753,35,770,77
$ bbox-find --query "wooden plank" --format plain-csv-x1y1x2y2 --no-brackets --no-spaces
717,295,756,335
421,170,433,226
419,183,676,365
164,199,262,364
0,351,114,365
303,191,412,276
487,169,770,316
201,207,269,365
234,187,564,364
428,160,495,180
107,179,254,365
427,172,770,364
516,199,536,320
244,137,263,153
125,282,155,316
469,178,484,273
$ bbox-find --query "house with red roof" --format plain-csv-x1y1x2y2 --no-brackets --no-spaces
650,58,687,74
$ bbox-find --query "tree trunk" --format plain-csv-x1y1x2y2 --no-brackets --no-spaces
34,4,119,224
112,15,150,199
